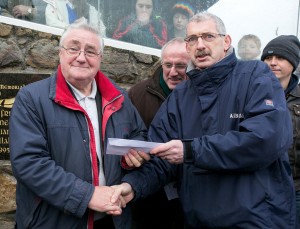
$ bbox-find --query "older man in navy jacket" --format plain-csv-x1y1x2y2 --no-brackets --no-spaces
112,12,296,228
9,20,148,229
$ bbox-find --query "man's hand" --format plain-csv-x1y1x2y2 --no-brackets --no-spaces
124,149,150,168
110,183,134,208
12,5,31,17
88,186,122,215
150,140,184,164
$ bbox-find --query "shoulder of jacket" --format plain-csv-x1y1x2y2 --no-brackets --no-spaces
290,83,300,97
128,78,151,93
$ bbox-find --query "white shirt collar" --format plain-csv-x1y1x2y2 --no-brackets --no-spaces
67,79,97,101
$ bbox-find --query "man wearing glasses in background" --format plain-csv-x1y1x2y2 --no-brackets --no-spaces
128,37,190,127
9,20,149,229
111,12,297,228
128,37,190,229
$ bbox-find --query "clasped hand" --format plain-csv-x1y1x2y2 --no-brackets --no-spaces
87,141,184,215
12,5,30,17
88,184,133,216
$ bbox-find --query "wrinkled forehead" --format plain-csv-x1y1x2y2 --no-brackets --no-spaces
164,42,186,54
186,20,218,36
62,29,100,49
136,0,153,6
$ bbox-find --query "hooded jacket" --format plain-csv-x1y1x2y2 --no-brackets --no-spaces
9,66,147,229
286,73,300,191
122,50,296,228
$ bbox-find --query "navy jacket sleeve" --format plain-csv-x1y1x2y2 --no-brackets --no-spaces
9,87,94,218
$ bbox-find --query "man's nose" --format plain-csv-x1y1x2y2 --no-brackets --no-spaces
169,66,178,75
196,37,206,49
76,50,87,61
270,57,277,65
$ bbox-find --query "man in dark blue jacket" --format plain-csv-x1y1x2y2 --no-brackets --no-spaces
111,12,297,228
9,20,149,229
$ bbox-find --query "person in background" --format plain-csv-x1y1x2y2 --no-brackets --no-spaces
0,0,7,15
110,12,297,228
6,0,47,24
96,1,129,37
168,2,194,39
0,0,5,6
237,34,261,60
9,20,149,229
45,0,106,36
112,0,167,49
128,37,190,229
261,35,300,224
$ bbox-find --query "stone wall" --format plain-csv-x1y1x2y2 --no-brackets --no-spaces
0,22,160,228
0,22,161,88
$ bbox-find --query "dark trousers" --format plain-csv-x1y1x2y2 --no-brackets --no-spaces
94,215,115,229
132,188,184,229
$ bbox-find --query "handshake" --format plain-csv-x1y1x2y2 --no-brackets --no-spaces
87,140,185,215
87,183,134,215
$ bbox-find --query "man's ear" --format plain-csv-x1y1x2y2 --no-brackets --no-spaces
58,49,62,63
224,34,232,51
186,42,190,53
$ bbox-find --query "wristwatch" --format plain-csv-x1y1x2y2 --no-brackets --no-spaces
27,7,32,14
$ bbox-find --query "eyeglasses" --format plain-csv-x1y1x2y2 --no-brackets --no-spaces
60,46,101,58
162,63,187,71
184,33,225,46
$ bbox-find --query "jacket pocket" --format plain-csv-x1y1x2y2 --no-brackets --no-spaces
24,197,41,228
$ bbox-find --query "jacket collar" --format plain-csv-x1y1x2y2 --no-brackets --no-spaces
288,74,300,98
51,65,122,108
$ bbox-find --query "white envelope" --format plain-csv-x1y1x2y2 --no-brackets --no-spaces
106,138,162,155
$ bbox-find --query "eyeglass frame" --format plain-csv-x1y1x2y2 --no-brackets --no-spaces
184,33,226,46
161,62,188,71
60,46,101,58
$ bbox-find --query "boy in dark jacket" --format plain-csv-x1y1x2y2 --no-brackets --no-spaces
262,34,300,225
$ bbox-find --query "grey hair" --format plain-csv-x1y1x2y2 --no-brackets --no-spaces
59,19,105,54
188,11,227,35
160,37,186,60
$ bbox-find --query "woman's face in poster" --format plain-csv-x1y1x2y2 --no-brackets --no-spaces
136,0,153,25
173,13,189,31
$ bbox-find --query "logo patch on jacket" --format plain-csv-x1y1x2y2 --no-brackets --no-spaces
265,99,274,106
230,113,244,119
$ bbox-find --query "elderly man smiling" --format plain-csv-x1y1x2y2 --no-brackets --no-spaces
9,20,148,229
